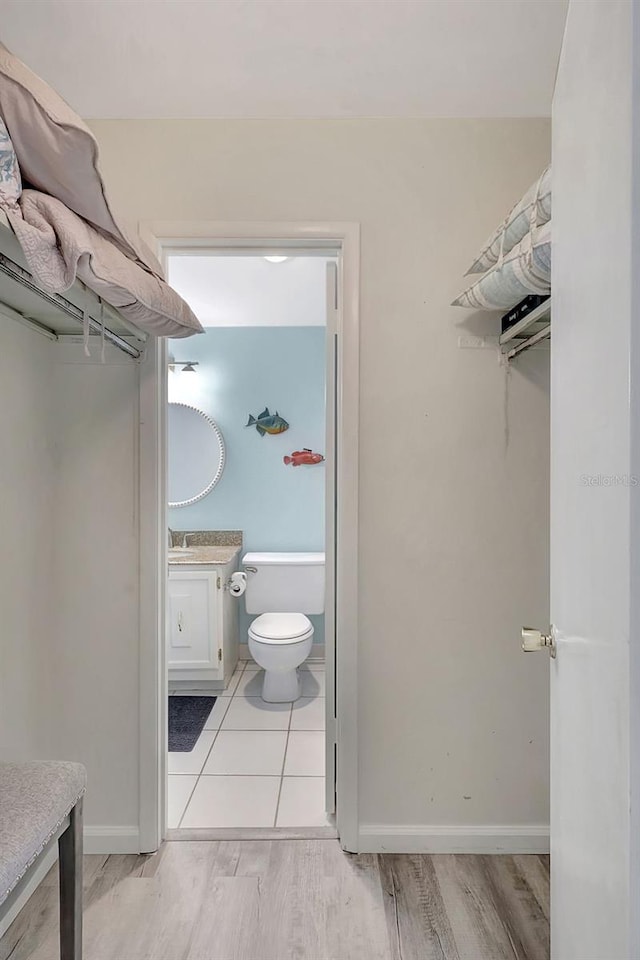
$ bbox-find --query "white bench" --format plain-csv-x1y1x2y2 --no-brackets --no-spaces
0,762,86,959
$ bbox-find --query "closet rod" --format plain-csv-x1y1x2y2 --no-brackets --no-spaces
505,322,551,360
0,251,142,360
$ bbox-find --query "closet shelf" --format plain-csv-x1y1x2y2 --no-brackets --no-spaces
0,212,147,360
499,300,551,360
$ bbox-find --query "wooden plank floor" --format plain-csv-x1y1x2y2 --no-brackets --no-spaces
0,841,549,960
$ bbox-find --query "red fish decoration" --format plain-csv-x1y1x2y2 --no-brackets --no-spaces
283,449,325,467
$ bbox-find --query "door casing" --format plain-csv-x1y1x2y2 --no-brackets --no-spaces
137,221,360,852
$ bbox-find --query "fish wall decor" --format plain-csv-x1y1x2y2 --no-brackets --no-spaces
246,407,289,437
283,449,325,466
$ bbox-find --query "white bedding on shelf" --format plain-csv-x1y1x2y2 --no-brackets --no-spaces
5,190,203,340
0,40,203,340
0,41,162,280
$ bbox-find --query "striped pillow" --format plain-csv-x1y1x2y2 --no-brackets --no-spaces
466,166,551,275
452,221,551,311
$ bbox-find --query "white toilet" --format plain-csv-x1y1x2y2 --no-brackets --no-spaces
243,551,325,702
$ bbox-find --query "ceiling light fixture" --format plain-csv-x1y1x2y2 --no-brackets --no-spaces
264,256,289,263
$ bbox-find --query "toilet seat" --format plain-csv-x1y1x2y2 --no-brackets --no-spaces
249,612,313,644
247,613,315,701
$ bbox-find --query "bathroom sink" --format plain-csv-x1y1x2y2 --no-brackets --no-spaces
168,547,196,558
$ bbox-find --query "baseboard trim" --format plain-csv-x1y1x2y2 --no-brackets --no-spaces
83,826,140,854
358,824,550,854
239,643,325,662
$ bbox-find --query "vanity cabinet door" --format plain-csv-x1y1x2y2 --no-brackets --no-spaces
167,571,221,674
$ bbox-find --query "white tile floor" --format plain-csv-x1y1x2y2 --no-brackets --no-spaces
168,660,330,829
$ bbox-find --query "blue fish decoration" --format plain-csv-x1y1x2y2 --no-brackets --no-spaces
246,407,289,438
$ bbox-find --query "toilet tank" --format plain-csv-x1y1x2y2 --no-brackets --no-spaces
243,552,325,614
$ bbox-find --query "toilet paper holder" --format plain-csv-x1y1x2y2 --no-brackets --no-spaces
227,571,247,597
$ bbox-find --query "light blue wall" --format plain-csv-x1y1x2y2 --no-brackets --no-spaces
168,326,326,643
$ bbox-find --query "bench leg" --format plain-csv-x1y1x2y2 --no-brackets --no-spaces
58,798,83,960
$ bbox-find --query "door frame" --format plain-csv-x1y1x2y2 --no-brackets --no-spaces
138,221,360,852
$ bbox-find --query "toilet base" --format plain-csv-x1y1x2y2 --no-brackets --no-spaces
262,667,301,703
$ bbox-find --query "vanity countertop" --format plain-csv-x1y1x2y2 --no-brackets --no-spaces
168,545,241,566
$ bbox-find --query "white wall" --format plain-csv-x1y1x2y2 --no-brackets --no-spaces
0,323,140,845
0,317,54,760
47,341,140,835
88,119,551,845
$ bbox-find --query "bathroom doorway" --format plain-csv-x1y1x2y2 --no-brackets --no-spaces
166,250,331,833
138,225,359,850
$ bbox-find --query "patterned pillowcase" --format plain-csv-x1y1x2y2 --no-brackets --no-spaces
0,115,21,207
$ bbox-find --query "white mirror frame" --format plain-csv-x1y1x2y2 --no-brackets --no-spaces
168,402,226,508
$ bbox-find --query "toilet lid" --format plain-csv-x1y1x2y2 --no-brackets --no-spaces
250,612,312,643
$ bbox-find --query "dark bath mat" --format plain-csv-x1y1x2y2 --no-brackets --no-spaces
168,696,216,752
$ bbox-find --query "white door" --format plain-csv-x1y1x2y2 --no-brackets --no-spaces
550,2,639,957
325,260,338,815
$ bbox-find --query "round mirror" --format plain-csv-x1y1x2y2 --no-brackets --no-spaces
168,402,226,507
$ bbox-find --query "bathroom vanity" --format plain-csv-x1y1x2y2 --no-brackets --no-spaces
167,537,240,693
